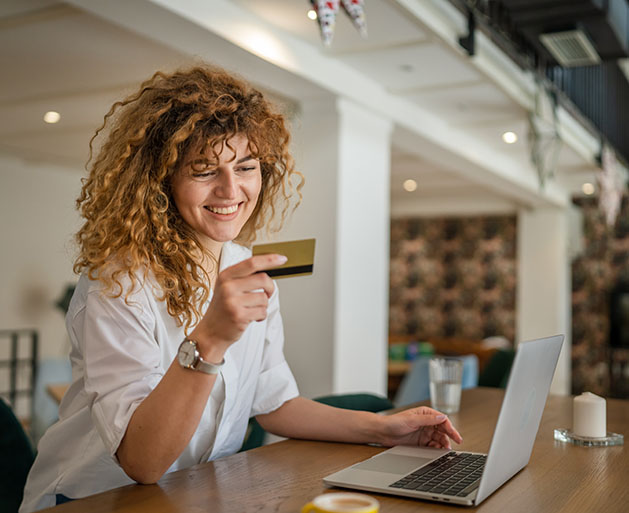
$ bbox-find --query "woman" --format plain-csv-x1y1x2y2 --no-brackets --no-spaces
20,65,462,512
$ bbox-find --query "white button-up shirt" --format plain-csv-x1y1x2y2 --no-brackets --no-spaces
20,242,299,512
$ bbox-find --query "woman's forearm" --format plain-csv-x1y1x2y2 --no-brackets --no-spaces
256,397,385,445
115,358,218,484
257,397,462,450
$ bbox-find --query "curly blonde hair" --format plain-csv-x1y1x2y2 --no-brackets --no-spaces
74,65,302,330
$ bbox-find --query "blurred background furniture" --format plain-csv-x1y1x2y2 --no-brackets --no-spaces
478,349,516,388
0,329,38,426
0,328,72,445
31,359,71,445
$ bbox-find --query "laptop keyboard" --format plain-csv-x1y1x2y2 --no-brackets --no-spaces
389,452,486,497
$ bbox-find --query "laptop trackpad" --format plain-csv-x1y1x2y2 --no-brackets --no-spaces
354,454,432,474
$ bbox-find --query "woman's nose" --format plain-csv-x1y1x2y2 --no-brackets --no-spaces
215,171,237,198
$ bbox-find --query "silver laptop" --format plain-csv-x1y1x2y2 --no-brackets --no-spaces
324,334,564,506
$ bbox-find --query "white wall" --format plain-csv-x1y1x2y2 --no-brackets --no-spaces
0,153,82,360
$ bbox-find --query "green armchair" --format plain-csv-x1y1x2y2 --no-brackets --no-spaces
0,399,35,513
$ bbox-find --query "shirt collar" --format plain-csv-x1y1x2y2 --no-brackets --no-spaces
218,241,250,273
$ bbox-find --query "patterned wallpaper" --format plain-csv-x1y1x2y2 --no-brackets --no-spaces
572,194,629,397
389,216,517,343
389,196,629,398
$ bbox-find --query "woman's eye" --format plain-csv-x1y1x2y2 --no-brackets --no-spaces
237,166,257,172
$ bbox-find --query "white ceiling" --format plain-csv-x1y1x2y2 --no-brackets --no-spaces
0,0,601,214
235,0,430,53
0,0,195,165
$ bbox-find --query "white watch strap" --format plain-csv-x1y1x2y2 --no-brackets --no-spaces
195,355,225,375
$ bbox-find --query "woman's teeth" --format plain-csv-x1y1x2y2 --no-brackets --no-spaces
207,204,238,215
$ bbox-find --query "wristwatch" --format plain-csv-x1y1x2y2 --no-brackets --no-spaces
177,338,224,375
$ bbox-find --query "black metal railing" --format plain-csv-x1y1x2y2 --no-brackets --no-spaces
448,0,629,166
546,62,629,164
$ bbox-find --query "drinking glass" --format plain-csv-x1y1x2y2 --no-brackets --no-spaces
429,357,463,414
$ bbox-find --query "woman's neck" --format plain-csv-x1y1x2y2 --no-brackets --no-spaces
199,245,223,291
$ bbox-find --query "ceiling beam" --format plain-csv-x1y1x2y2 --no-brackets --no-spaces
68,0,575,207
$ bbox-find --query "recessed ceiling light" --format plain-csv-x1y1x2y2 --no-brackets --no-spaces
43,111,61,124
502,131,517,144
403,179,417,192
307,9,317,20
582,182,595,195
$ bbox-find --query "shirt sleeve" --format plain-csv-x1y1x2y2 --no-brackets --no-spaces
249,283,299,417
74,280,163,459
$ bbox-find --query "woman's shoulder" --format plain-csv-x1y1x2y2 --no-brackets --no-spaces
76,265,152,292
68,267,155,316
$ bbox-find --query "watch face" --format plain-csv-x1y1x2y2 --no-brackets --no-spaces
178,340,198,368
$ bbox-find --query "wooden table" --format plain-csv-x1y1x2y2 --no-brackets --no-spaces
46,383,69,405
44,388,628,513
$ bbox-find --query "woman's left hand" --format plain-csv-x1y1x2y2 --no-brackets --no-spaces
378,406,463,450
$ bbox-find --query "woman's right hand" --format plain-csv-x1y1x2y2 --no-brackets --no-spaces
189,253,287,360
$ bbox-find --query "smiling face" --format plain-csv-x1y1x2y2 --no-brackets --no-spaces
171,134,262,256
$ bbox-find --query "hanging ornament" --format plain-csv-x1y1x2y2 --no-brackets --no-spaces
527,81,562,188
310,0,367,46
312,0,340,46
341,0,367,38
598,144,626,227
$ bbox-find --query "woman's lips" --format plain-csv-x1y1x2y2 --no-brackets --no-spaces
206,204,239,215
203,203,242,219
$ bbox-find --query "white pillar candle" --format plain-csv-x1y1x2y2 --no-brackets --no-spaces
573,392,606,438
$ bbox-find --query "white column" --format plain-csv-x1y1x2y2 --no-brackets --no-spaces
277,97,392,398
517,207,571,395
334,99,392,395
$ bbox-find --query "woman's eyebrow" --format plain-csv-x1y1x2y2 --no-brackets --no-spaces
236,155,255,164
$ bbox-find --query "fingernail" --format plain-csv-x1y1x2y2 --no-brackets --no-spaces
436,414,446,420
276,254,288,264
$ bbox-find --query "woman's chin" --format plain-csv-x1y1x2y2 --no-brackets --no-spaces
197,231,238,249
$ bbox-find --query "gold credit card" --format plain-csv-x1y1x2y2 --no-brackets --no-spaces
252,238,316,279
